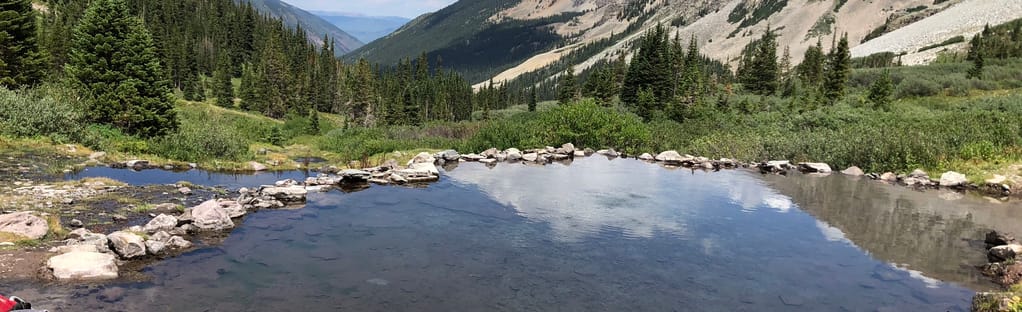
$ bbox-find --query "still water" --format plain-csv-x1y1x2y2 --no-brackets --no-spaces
12,157,1021,311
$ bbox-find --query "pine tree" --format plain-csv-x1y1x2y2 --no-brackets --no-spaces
741,26,779,95
212,55,234,107
622,24,672,119
867,70,893,110
65,0,176,137
0,0,45,87
308,109,320,135
823,33,851,103
528,86,537,112
967,34,985,79
680,35,702,97
798,39,825,87
558,66,578,105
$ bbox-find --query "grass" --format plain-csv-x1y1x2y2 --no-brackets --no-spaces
130,203,155,213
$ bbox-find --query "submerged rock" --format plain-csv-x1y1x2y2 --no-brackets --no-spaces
47,251,119,280
107,231,146,259
940,171,968,187
0,211,48,240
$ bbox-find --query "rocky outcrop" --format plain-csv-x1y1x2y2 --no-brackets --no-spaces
107,231,146,259
47,251,119,280
0,212,48,240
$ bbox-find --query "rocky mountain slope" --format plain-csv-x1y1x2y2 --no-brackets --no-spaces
243,0,363,54
352,0,1022,85
313,12,409,43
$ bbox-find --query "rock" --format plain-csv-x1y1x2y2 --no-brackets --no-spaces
556,143,575,155
909,169,929,179
549,153,570,160
407,162,440,176
505,148,523,161
107,231,146,258
986,231,1016,247
638,153,654,161
480,148,499,158
50,244,101,254
987,175,1008,185
460,153,485,161
62,198,74,205
47,251,119,280
389,173,408,184
479,158,497,165
439,150,461,161
88,151,107,160
654,151,684,163
573,150,585,157
143,214,178,234
798,162,832,173
125,160,149,170
701,161,715,169
880,172,898,182
65,228,110,253
940,171,968,187
596,149,619,157
189,200,235,231
340,169,372,182
150,231,171,243
903,177,924,186
98,287,126,303
841,166,864,176
368,178,390,185
247,161,268,171
0,211,49,240
69,219,84,228
167,236,192,249
218,200,246,218
259,185,308,203
523,153,539,162
407,152,435,166
145,240,166,255
989,244,1022,262
759,161,792,173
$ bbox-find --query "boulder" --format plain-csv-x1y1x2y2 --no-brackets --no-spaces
556,143,575,155
798,162,832,174
479,158,497,165
573,150,585,157
47,251,119,280
596,149,620,157
167,236,192,249
880,172,898,182
504,148,523,161
125,160,149,170
247,161,268,171
389,173,408,184
759,161,792,173
189,200,235,231
909,169,929,179
0,211,48,240
143,214,178,234
549,153,570,160
987,231,1016,247
494,152,508,161
65,228,110,253
150,231,171,243
638,153,654,161
340,169,372,182
654,151,684,163
178,187,192,195
989,244,1022,262
145,240,166,255
439,150,461,161
216,200,246,218
107,231,146,258
523,153,539,162
480,148,499,158
407,152,435,166
260,185,308,203
841,166,864,176
408,162,440,176
940,171,968,187
460,153,485,161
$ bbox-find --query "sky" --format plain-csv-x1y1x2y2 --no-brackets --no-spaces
287,0,457,18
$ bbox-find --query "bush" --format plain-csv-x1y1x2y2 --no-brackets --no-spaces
896,77,940,98
0,85,87,142
148,110,249,161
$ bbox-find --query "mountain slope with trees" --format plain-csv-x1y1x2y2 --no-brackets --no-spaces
241,0,363,54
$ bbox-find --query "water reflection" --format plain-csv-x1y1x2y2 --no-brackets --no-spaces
759,173,1022,290
64,166,312,189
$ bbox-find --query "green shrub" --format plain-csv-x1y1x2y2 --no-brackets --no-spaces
148,111,249,161
0,85,87,142
896,77,940,98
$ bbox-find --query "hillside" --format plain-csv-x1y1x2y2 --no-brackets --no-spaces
312,12,409,43
352,0,1022,85
243,0,364,54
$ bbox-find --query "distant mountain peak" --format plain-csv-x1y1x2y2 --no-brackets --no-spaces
242,0,364,54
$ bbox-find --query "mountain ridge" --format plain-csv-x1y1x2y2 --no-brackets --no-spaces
242,0,364,54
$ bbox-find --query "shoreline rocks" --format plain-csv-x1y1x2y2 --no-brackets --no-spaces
0,212,49,241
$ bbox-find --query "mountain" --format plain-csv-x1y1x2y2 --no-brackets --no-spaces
349,0,1022,85
243,0,363,54
312,12,410,43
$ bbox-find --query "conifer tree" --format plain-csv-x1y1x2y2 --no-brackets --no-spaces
867,70,893,110
558,66,578,105
65,0,176,137
798,39,825,87
740,26,779,95
967,34,985,79
622,24,672,118
0,0,45,87
308,109,320,135
823,33,852,103
528,86,537,112
212,55,234,107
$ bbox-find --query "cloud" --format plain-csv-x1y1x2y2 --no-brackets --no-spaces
285,0,457,18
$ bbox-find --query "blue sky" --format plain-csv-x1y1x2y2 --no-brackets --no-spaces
287,0,457,18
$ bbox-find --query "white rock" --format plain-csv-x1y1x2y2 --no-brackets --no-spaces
504,148,523,161
573,151,586,157
841,166,864,176
798,162,832,173
940,171,968,187
167,236,192,249
408,162,440,176
143,214,178,234
654,151,684,163
247,161,268,171
145,240,166,255
880,172,898,182
479,158,497,164
189,200,235,231
107,231,146,258
523,153,539,162
407,152,435,166
47,251,119,280
0,211,49,240
638,153,654,161
259,185,308,203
